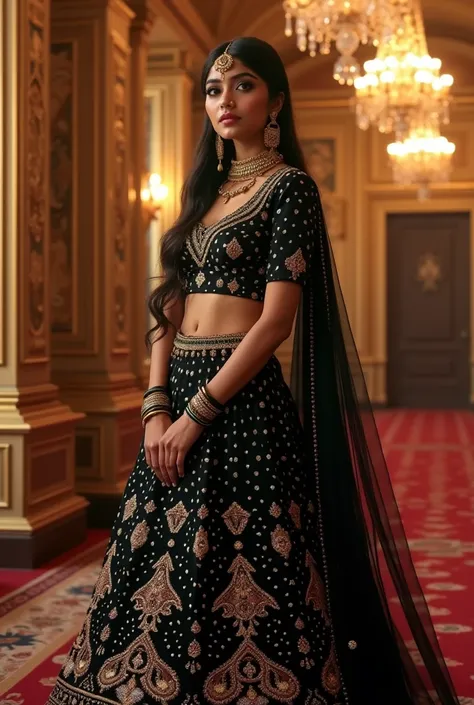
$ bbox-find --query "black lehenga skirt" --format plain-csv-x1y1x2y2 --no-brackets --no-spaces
47,332,343,705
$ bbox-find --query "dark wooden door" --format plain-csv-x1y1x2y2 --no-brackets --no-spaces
387,212,470,408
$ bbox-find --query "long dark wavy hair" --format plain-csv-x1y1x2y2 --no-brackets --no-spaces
146,36,307,346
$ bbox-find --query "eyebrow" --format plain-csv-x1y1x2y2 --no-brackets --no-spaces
206,71,258,85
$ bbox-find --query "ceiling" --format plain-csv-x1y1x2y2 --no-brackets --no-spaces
150,0,474,92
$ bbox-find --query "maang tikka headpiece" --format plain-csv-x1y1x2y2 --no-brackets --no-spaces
213,42,234,75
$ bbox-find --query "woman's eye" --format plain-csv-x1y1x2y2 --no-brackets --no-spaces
237,81,253,91
206,87,220,97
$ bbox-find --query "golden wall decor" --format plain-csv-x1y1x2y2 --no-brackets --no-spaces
26,0,48,359
112,40,129,353
50,42,74,333
302,138,345,240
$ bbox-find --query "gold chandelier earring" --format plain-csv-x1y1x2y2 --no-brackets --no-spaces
264,111,280,150
216,133,224,172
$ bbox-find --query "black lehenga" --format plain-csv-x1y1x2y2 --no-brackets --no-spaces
48,168,459,705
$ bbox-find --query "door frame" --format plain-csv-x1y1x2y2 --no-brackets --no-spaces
367,195,474,404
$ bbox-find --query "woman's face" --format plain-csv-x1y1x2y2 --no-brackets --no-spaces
205,57,280,142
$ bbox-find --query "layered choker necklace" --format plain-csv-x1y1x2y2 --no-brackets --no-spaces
218,149,284,204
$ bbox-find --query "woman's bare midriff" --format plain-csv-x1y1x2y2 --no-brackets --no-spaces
180,293,263,336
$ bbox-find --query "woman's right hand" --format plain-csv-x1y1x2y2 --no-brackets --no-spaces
144,413,173,485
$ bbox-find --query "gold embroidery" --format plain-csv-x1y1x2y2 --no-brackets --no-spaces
97,630,180,701
123,494,137,521
168,539,175,548
284,248,306,281
227,279,240,293
195,271,205,287
322,642,341,696
197,504,209,520
216,278,224,288
234,540,243,550
132,552,183,631
305,551,329,624
203,637,300,704
222,502,251,535
212,554,278,637
145,500,156,513
261,211,268,221
109,607,118,619
269,502,281,518
226,237,243,260
191,620,201,634
185,168,295,269
295,617,305,630
131,520,149,551
188,640,201,658
348,639,357,650
271,525,292,560
100,625,111,642
298,636,310,654
288,500,301,529
166,501,189,533
116,676,144,704
193,526,209,560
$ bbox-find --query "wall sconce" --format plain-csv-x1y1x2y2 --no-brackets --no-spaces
141,172,168,227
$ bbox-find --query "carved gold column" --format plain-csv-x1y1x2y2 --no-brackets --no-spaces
0,0,88,567
50,0,143,526
127,0,160,388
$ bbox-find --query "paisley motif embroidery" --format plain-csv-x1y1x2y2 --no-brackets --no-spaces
305,551,329,624
132,552,183,631
321,642,341,696
123,494,137,521
226,237,243,260
269,502,282,518
288,500,301,529
131,520,149,551
193,526,209,560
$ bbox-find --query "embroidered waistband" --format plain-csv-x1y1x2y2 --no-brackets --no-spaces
172,331,245,357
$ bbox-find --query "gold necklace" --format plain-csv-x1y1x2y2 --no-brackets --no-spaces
218,149,283,204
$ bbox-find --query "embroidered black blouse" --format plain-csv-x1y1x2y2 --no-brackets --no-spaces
180,167,319,301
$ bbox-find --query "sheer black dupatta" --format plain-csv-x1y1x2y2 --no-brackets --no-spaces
290,190,459,705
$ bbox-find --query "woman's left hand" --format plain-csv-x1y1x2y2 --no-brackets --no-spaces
159,413,204,486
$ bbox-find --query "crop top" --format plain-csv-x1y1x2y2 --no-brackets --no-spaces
179,167,320,302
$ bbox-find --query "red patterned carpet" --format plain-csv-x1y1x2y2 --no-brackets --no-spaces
0,411,473,704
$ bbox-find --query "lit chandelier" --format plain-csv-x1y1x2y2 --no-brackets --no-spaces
353,0,453,138
282,0,406,85
387,125,455,200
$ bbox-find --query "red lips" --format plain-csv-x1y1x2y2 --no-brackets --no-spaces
219,113,240,123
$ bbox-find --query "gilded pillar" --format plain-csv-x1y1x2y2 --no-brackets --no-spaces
0,0,88,567
127,0,161,388
50,0,142,526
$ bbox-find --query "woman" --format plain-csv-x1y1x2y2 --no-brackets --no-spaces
48,38,459,705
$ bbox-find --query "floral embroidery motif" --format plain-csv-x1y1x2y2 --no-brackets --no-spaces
123,495,137,521
203,637,300,704
271,525,292,560
109,607,118,619
100,625,111,642
195,271,205,288
226,237,243,260
197,505,209,520
269,502,281,518
116,677,144,704
288,500,301,529
132,552,183,631
131,521,149,552
284,248,306,281
222,502,251,535
191,621,201,634
212,554,278,637
166,501,189,533
216,278,224,287
295,617,305,630
145,500,156,513
97,630,180,701
234,540,244,550
227,279,240,294
305,552,329,624
321,642,341,696
193,527,209,560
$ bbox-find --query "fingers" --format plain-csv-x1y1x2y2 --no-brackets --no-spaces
177,451,185,478
147,442,164,484
166,448,179,487
158,442,172,487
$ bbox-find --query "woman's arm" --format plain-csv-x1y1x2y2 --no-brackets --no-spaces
206,281,301,403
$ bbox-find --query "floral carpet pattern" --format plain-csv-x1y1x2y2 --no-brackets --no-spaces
0,411,473,704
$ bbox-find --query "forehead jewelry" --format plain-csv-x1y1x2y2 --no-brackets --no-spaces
213,42,234,74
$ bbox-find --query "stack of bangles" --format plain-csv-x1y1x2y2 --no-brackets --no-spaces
141,385,225,428
141,386,172,427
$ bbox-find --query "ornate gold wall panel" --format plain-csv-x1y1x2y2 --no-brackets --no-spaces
0,0,87,567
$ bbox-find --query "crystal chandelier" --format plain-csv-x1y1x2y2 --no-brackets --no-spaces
354,0,453,138
387,125,455,200
282,0,406,85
